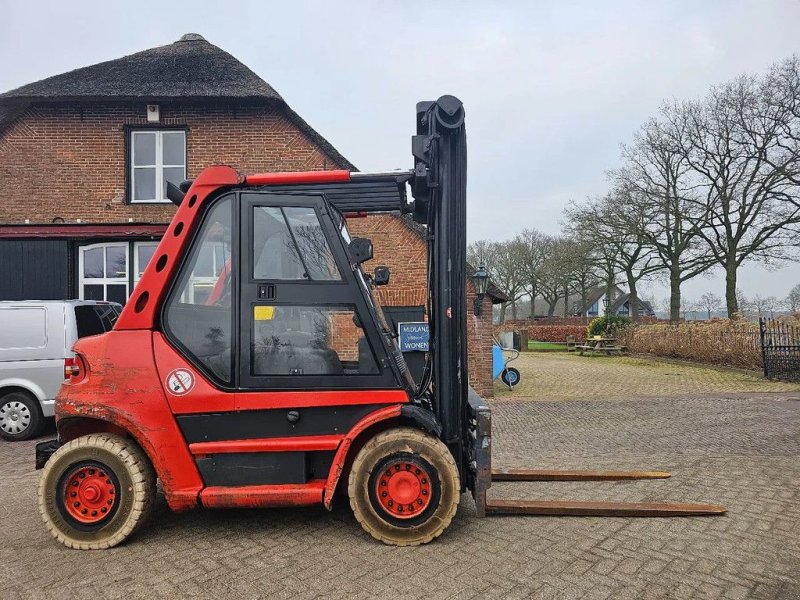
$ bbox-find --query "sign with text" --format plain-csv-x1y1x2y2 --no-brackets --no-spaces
398,322,430,352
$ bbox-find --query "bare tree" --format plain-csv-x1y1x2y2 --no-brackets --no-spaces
699,292,722,320
788,283,800,314
672,68,800,317
614,115,715,322
469,239,527,322
515,228,549,318
566,192,662,321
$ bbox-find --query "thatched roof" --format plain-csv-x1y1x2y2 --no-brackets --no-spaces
0,33,354,169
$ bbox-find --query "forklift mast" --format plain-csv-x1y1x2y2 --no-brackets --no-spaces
409,96,470,472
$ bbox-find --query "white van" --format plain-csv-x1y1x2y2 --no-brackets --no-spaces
0,300,121,441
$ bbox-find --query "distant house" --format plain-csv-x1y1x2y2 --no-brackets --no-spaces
526,285,654,319
571,285,655,318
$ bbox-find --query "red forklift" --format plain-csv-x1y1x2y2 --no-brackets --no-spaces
36,97,724,549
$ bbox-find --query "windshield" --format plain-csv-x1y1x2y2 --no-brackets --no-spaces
333,207,394,337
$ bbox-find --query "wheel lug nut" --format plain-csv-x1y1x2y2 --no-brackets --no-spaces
101,507,107,513
91,511,97,516
79,473,86,479
408,504,414,511
71,481,78,487
106,479,111,485
380,480,387,487
381,491,387,498
107,499,113,505
405,464,411,470
385,470,391,477
422,490,428,496
417,499,423,505
395,465,400,471
398,506,403,512
81,509,87,514
421,478,427,484
388,500,393,507
89,469,95,475
415,469,421,475
70,492,77,498
73,502,80,507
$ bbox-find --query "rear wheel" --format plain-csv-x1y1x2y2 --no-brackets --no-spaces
0,390,43,441
348,427,459,546
38,434,155,549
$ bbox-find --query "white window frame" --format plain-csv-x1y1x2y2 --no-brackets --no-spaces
133,241,159,284
130,129,186,203
78,242,130,302
181,241,228,304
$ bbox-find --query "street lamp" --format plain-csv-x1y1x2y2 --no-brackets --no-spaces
602,296,609,314
472,265,489,316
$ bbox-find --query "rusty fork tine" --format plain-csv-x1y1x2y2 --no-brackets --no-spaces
491,468,672,482
485,499,727,517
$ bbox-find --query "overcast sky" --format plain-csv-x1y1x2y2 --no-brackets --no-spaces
2,0,799,304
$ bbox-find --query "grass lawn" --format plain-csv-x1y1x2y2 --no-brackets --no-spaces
527,341,569,352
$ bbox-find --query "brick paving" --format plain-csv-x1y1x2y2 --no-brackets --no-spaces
494,353,800,401
1,357,799,599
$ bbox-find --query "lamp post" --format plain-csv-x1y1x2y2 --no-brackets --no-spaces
472,265,489,316
602,296,609,314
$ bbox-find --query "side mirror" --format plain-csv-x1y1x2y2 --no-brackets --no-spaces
349,238,373,265
374,266,390,286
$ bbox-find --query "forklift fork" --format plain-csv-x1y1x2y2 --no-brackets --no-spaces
467,392,726,519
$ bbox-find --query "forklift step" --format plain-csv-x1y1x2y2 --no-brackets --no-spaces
485,499,727,517
491,468,671,482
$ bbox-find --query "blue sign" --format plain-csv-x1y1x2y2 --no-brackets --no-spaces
398,322,430,352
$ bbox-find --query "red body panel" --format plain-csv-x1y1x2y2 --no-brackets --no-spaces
201,480,326,509
244,170,350,185
153,333,235,414
189,435,343,455
323,404,402,508
57,331,203,511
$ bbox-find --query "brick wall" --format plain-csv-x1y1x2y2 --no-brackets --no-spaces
0,102,340,224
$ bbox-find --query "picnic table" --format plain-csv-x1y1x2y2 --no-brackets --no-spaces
575,336,627,356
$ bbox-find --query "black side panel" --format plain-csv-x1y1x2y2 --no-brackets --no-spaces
0,240,69,301
255,179,406,213
195,450,336,486
177,404,386,443
196,452,306,485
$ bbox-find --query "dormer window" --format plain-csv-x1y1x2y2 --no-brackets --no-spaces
129,129,186,203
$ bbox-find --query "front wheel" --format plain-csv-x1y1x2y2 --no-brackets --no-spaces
38,433,155,549
348,427,460,546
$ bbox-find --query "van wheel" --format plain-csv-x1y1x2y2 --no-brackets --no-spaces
38,434,155,550
0,390,42,441
348,427,460,546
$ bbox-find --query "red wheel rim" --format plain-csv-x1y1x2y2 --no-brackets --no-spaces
62,465,117,524
375,460,433,519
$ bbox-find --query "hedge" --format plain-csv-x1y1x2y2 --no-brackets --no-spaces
525,325,586,343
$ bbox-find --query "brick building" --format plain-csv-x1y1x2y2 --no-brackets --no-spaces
0,34,503,395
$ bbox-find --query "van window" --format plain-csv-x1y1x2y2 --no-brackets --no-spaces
0,307,47,349
74,305,118,338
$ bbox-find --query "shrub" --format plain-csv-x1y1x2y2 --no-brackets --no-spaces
587,314,632,338
616,320,761,369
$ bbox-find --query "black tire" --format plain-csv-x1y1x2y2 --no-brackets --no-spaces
501,367,521,387
0,390,43,441
348,427,459,546
38,433,155,549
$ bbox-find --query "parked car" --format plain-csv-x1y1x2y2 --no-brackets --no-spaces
0,300,121,441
